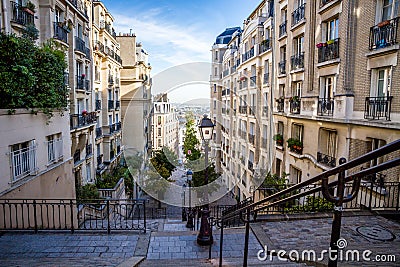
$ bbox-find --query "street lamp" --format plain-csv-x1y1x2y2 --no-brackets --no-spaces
182,183,187,221
186,169,194,229
197,114,215,246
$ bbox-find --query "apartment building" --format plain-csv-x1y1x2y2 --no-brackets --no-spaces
152,93,180,155
211,0,400,201
92,0,123,176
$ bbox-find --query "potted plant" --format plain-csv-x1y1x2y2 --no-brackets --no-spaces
286,138,303,154
275,96,284,103
273,134,283,146
82,110,88,116
377,20,390,27
81,73,86,79
326,39,335,45
289,96,299,103
316,42,325,48
24,1,36,15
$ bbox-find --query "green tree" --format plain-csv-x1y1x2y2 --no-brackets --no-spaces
183,113,201,161
150,147,178,179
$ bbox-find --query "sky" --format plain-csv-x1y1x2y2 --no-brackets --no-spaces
100,0,262,102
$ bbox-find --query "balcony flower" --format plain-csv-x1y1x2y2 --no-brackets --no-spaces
326,39,335,45
273,134,283,146
287,138,303,154
82,110,88,116
289,96,299,103
377,20,390,27
316,42,326,48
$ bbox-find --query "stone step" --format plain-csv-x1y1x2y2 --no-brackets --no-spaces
139,258,212,266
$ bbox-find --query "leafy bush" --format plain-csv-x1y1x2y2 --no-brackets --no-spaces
284,196,334,213
77,184,100,200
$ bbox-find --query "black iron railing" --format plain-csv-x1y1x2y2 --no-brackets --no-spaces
75,36,86,54
364,96,393,121
116,122,122,131
278,60,286,74
290,52,304,70
318,38,340,63
279,20,287,37
289,98,301,114
239,106,247,114
317,152,336,167
369,17,399,50
10,2,34,26
0,198,147,233
95,100,101,111
259,39,271,54
108,99,114,110
292,3,306,27
70,113,96,129
218,139,400,267
96,127,102,139
53,22,68,43
242,47,255,62
317,98,334,116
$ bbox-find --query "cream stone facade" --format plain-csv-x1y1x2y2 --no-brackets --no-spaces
211,0,400,201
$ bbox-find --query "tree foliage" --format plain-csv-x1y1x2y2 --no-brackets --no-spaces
183,113,201,161
0,32,68,118
150,147,178,179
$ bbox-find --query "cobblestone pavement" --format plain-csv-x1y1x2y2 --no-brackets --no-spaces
253,215,400,266
0,232,146,266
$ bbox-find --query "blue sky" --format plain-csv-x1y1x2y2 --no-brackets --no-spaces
101,0,262,75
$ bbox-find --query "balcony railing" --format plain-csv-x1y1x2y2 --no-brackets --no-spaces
108,100,114,110
75,36,86,54
318,38,340,63
70,112,97,129
109,124,116,134
278,60,286,75
258,39,271,54
242,47,255,62
290,52,304,70
263,73,269,84
276,98,284,112
249,106,256,116
10,2,34,26
289,98,301,114
369,17,399,50
10,144,37,181
96,127,102,139
317,98,334,116
75,75,89,91
86,144,93,158
115,100,120,110
239,106,247,114
279,20,287,37
53,22,68,44
94,41,105,54
95,100,101,111
317,152,336,168
364,96,393,121
292,3,306,27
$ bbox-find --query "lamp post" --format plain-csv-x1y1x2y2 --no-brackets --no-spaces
182,183,187,221
197,114,215,246
186,169,194,229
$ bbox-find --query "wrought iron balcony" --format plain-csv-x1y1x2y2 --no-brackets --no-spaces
115,100,120,110
96,127,102,139
108,100,114,111
239,106,247,114
75,75,89,91
75,36,86,54
53,22,68,43
318,38,340,63
279,20,287,37
364,96,393,121
10,1,34,26
289,98,301,114
242,47,255,62
317,98,334,116
292,3,306,27
70,112,96,130
317,152,336,168
369,17,399,50
259,39,271,54
291,52,305,70
95,100,101,111
86,144,93,158
278,60,286,75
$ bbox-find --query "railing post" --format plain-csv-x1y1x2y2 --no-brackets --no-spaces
107,199,111,234
369,179,374,210
33,200,38,234
328,158,346,267
396,183,400,211
143,200,147,234
243,208,251,267
219,219,224,267
70,200,74,234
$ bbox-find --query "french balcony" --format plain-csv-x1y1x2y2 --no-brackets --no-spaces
292,3,306,27
364,96,393,121
53,22,68,44
239,106,247,114
248,134,255,145
86,144,93,158
263,73,269,84
369,17,399,50
317,98,334,116
75,36,86,54
290,52,304,70
95,100,101,111
278,60,286,75
10,1,34,26
75,75,89,91
317,152,336,168
276,98,284,112
108,100,114,111
289,97,301,114
259,39,271,54
96,127,102,139
242,47,255,62
70,112,97,130
279,20,287,37
318,38,340,63
115,100,120,110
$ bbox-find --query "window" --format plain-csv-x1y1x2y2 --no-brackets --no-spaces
10,140,37,181
108,115,112,125
86,163,93,183
320,76,335,99
158,128,162,137
158,116,162,125
275,158,282,177
277,121,284,136
371,67,391,97
365,138,387,185
318,128,337,161
325,18,339,41
280,46,286,61
291,123,303,142
293,35,304,55
215,51,218,60
292,81,302,97
47,134,63,164
380,0,399,21
290,165,302,184
158,139,162,147
55,8,62,23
